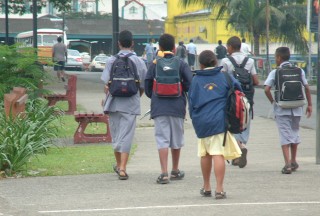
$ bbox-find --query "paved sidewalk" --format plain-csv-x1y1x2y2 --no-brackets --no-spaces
0,73,319,216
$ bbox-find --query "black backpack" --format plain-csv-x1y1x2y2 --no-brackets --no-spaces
228,56,254,107
274,65,306,108
108,53,140,97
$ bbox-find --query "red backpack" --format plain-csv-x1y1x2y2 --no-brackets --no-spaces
223,73,251,145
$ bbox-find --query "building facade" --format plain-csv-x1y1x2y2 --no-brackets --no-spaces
165,0,240,45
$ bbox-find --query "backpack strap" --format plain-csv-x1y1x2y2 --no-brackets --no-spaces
228,56,249,69
222,72,233,147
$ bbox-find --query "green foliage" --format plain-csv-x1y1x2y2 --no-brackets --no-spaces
0,44,48,101
180,0,309,54
49,0,72,13
0,98,63,176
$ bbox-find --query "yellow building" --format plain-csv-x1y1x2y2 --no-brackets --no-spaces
165,0,246,44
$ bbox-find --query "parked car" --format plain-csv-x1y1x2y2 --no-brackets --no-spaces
65,49,83,71
89,54,109,72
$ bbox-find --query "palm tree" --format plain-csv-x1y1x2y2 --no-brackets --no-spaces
180,0,308,55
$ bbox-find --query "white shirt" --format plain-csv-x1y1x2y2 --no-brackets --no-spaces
187,42,197,55
220,52,257,76
240,42,251,56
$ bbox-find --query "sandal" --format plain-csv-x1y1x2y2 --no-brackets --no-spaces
215,191,227,199
238,148,247,168
200,188,212,197
157,173,169,184
291,162,299,171
281,164,292,174
170,170,185,180
231,158,240,166
118,170,129,180
113,164,119,175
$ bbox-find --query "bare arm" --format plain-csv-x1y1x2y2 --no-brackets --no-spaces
264,85,274,104
252,74,259,86
304,85,312,118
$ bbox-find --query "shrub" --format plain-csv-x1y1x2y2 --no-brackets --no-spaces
0,98,62,176
0,44,48,101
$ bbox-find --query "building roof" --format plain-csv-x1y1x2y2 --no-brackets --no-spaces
123,0,144,7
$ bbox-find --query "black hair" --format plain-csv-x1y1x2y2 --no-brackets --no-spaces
159,33,175,51
227,36,241,51
57,36,62,42
218,40,222,45
199,50,217,68
118,30,133,48
242,38,246,43
190,39,193,43
275,47,290,61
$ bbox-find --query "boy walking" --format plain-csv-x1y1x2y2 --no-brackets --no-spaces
145,33,193,184
264,47,312,174
52,36,67,82
220,36,259,168
101,30,147,180
215,40,227,66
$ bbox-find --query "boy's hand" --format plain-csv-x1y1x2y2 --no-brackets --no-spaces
306,105,312,118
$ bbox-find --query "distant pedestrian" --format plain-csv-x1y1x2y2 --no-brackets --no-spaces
221,36,259,168
101,30,147,180
215,40,227,66
175,41,187,61
264,47,312,174
187,39,197,70
144,40,155,68
240,38,254,56
52,36,67,82
188,50,242,199
145,33,193,184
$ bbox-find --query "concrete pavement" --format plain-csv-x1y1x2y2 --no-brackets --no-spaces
0,72,319,216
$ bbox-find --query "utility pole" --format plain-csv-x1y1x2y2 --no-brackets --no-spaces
265,0,270,73
316,0,320,164
5,0,9,44
32,0,38,49
112,0,119,55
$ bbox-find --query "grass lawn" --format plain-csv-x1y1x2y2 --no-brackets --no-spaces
22,101,136,177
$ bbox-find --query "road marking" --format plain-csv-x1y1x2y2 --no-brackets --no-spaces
39,201,320,214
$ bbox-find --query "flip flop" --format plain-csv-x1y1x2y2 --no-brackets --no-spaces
118,170,129,180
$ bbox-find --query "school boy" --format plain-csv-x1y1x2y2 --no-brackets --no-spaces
101,30,147,180
264,47,312,174
145,33,193,184
220,36,259,168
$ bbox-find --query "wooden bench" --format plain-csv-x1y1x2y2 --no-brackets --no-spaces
4,87,28,118
74,111,112,144
44,75,77,115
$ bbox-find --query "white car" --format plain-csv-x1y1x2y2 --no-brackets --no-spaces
65,49,84,71
89,55,109,72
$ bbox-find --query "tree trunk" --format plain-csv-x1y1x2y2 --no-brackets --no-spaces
253,34,260,56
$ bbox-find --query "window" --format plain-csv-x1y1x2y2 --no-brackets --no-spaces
129,6,137,14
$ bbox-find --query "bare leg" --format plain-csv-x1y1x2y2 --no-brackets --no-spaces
201,154,212,192
291,143,298,163
114,151,121,168
119,152,129,172
171,148,181,171
213,155,225,193
281,144,291,165
158,148,169,174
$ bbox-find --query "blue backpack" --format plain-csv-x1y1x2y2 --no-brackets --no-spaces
108,53,140,97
